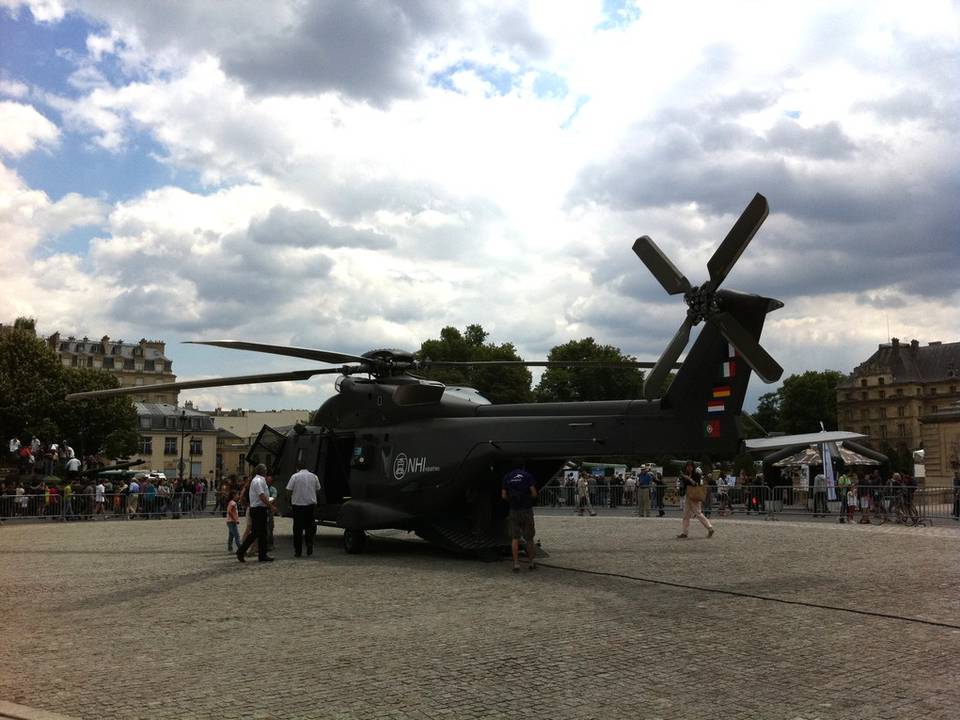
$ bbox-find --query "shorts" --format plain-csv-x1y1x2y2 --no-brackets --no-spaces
508,509,535,541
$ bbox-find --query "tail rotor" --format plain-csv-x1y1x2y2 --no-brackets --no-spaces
634,193,784,400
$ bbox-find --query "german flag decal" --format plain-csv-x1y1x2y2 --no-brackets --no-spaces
712,385,732,398
705,420,721,438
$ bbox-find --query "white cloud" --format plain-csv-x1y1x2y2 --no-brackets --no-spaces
0,101,60,156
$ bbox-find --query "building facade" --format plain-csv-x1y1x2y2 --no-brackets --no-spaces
837,338,960,453
46,333,178,404
919,403,960,485
131,403,218,481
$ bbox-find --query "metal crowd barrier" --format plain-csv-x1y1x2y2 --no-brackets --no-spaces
0,492,219,521
534,482,960,523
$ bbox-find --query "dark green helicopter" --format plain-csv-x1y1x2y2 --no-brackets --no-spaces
68,194,783,554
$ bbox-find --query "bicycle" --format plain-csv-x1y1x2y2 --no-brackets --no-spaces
892,493,925,527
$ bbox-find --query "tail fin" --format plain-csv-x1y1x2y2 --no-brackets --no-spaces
662,290,781,443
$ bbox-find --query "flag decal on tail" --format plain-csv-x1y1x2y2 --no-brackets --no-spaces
707,400,725,413
705,420,720,437
722,360,736,378
712,385,731,398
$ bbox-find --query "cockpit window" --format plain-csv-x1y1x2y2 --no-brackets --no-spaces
443,386,492,405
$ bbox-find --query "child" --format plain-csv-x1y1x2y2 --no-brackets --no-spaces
846,488,856,523
226,490,241,553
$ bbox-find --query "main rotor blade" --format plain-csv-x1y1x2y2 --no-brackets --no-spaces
644,316,693,399
185,340,368,365
706,193,768,288
632,235,692,295
420,360,676,369
66,368,346,401
712,312,783,383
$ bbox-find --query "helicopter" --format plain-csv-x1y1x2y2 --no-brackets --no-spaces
68,193,784,554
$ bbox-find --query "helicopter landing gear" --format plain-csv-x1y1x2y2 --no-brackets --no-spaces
343,528,367,554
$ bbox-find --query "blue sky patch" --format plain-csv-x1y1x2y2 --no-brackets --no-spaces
597,0,642,30
785,110,801,119
429,61,517,96
532,71,568,99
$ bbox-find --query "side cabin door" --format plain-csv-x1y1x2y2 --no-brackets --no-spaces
315,431,354,523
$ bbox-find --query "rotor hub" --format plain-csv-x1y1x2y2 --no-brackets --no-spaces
683,284,720,324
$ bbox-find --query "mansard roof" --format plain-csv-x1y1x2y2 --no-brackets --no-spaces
843,339,960,385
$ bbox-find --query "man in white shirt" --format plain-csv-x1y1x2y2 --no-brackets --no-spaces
95,480,106,516
65,456,82,480
286,467,321,557
237,464,275,563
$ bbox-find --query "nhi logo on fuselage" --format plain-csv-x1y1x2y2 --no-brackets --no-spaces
393,452,439,480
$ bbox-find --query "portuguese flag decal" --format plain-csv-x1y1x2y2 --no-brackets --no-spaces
705,419,721,438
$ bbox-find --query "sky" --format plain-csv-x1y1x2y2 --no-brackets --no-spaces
1,0,958,415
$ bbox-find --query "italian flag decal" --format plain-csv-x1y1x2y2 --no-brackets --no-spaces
705,420,721,438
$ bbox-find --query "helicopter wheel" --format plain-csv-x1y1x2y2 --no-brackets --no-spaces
343,528,367,554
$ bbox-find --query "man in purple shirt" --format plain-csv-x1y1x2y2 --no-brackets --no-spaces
501,463,538,572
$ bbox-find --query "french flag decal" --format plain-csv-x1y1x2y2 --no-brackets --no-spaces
722,360,736,378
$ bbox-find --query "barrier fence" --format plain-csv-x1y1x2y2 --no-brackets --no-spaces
0,492,217,521
536,483,960,523
2,485,958,523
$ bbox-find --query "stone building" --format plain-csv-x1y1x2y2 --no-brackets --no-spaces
132,403,217,481
919,403,960,485
837,338,960,455
46,333,178,404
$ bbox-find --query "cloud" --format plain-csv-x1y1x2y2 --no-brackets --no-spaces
247,207,394,250
0,101,60,155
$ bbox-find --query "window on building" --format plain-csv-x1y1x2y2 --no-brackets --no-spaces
916,387,922,395
878,390,885,399
102,357,114,369
164,437,178,455
861,425,870,436
59,342,69,351
190,438,203,455
165,417,177,429
897,406,905,417
844,392,851,401
931,405,938,413
861,391,868,401
123,359,134,370
139,416,152,430
878,377,885,385
144,359,156,371
879,425,887,439
897,423,906,437
139,436,152,454
192,417,202,430
860,379,867,387
164,361,173,372
879,407,887,418
896,388,903,397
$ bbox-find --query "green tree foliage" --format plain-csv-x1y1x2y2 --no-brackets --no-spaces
534,338,644,402
751,391,782,434
0,329,138,457
778,370,843,434
416,324,532,404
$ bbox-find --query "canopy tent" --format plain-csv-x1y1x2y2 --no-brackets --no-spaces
772,441,881,467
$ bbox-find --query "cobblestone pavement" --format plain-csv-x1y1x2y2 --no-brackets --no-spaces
1,515,958,719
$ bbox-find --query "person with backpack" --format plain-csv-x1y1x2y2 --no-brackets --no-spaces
678,464,714,539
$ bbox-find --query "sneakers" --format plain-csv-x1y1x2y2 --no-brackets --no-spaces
707,528,714,538
236,550,245,563
676,533,688,539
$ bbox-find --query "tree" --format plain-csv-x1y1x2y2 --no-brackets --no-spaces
534,338,644,402
416,324,532,404
751,391,782,435
0,328,138,458
778,370,843,434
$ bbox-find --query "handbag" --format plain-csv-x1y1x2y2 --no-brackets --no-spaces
686,482,706,503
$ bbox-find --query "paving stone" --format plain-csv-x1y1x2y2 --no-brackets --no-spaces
0,515,957,719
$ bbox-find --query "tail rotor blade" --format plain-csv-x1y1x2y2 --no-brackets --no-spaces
707,193,768,288
633,235,692,296
644,316,693,399
712,312,783,383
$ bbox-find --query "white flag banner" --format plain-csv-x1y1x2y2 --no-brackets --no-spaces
823,442,837,501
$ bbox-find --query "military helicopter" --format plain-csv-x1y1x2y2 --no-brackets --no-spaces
68,194,783,554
